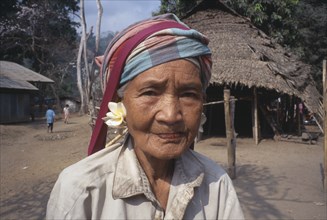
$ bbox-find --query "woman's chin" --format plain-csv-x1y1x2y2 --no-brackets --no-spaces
147,142,190,160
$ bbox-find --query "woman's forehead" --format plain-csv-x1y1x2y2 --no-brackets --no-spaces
131,60,201,85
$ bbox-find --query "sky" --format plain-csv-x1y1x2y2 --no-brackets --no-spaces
81,0,162,33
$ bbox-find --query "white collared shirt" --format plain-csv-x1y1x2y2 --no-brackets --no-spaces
46,136,244,219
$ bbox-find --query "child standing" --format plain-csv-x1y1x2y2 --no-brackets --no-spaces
63,104,70,124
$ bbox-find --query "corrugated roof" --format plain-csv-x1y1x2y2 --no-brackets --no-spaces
0,60,54,90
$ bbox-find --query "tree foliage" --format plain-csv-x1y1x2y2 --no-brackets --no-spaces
0,0,80,100
154,0,200,17
224,0,299,45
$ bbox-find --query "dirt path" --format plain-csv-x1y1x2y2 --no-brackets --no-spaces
0,115,90,219
195,138,326,220
0,115,326,219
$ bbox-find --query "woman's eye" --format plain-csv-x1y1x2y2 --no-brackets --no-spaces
140,90,157,96
181,92,200,99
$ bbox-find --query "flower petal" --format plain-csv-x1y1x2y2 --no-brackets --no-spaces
116,102,127,117
107,112,120,119
108,102,118,114
106,118,123,127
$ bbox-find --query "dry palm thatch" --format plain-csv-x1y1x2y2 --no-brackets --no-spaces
182,0,322,117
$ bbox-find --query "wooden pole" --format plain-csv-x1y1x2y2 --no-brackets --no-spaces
224,89,236,179
231,96,237,174
252,87,259,145
231,96,236,137
323,59,327,190
297,99,301,136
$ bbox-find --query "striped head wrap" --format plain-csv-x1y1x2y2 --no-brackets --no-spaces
89,13,212,155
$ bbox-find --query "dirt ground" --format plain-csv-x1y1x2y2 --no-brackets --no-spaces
0,114,326,220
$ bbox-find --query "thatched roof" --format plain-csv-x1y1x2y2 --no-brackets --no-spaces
182,0,321,114
0,60,54,91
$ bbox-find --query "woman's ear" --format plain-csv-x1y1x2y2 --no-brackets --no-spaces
112,93,121,103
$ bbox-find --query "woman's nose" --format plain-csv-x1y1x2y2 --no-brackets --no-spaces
156,95,183,125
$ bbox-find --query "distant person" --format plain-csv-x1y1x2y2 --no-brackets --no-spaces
63,104,70,124
45,106,55,133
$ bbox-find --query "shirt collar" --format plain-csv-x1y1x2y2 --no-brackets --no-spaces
112,135,205,201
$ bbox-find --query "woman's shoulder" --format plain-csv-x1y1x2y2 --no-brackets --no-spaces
189,149,227,179
58,143,123,187
47,143,123,218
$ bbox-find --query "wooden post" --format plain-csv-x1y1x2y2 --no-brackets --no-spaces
224,89,236,179
297,99,301,136
323,59,327,190
231,96,236,150
252,87,259,145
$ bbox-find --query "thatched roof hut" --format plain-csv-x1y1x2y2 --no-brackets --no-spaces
0,60,54,123
182,0,321,117
0,60,54,90
182,0,322,138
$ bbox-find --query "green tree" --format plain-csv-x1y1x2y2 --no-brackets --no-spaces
224,0,300,45
223,0,327,91
0,0,19,18
292,0,327,89
0,0,80,103
154,0,200,17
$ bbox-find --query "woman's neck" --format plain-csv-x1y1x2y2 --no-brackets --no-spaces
134,148,174,211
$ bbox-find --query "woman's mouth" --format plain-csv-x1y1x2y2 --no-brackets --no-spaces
157,132,185,140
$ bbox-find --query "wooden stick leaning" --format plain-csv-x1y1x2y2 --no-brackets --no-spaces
105,128,128,148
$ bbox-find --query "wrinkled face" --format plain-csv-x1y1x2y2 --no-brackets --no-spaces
123,59,204,160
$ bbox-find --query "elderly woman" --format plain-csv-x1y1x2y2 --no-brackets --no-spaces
46,14,244,219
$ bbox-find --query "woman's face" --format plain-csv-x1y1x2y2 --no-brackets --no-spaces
123,59,204,160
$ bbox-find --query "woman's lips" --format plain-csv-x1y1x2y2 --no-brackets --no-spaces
157,132,185,139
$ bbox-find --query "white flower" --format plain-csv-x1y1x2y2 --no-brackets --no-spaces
102,102,127,128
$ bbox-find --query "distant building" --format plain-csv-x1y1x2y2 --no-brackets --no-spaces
0,60,54,123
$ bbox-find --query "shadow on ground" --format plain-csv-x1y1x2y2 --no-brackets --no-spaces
233,164,287,219
0,178,55,220
232,164,320,220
